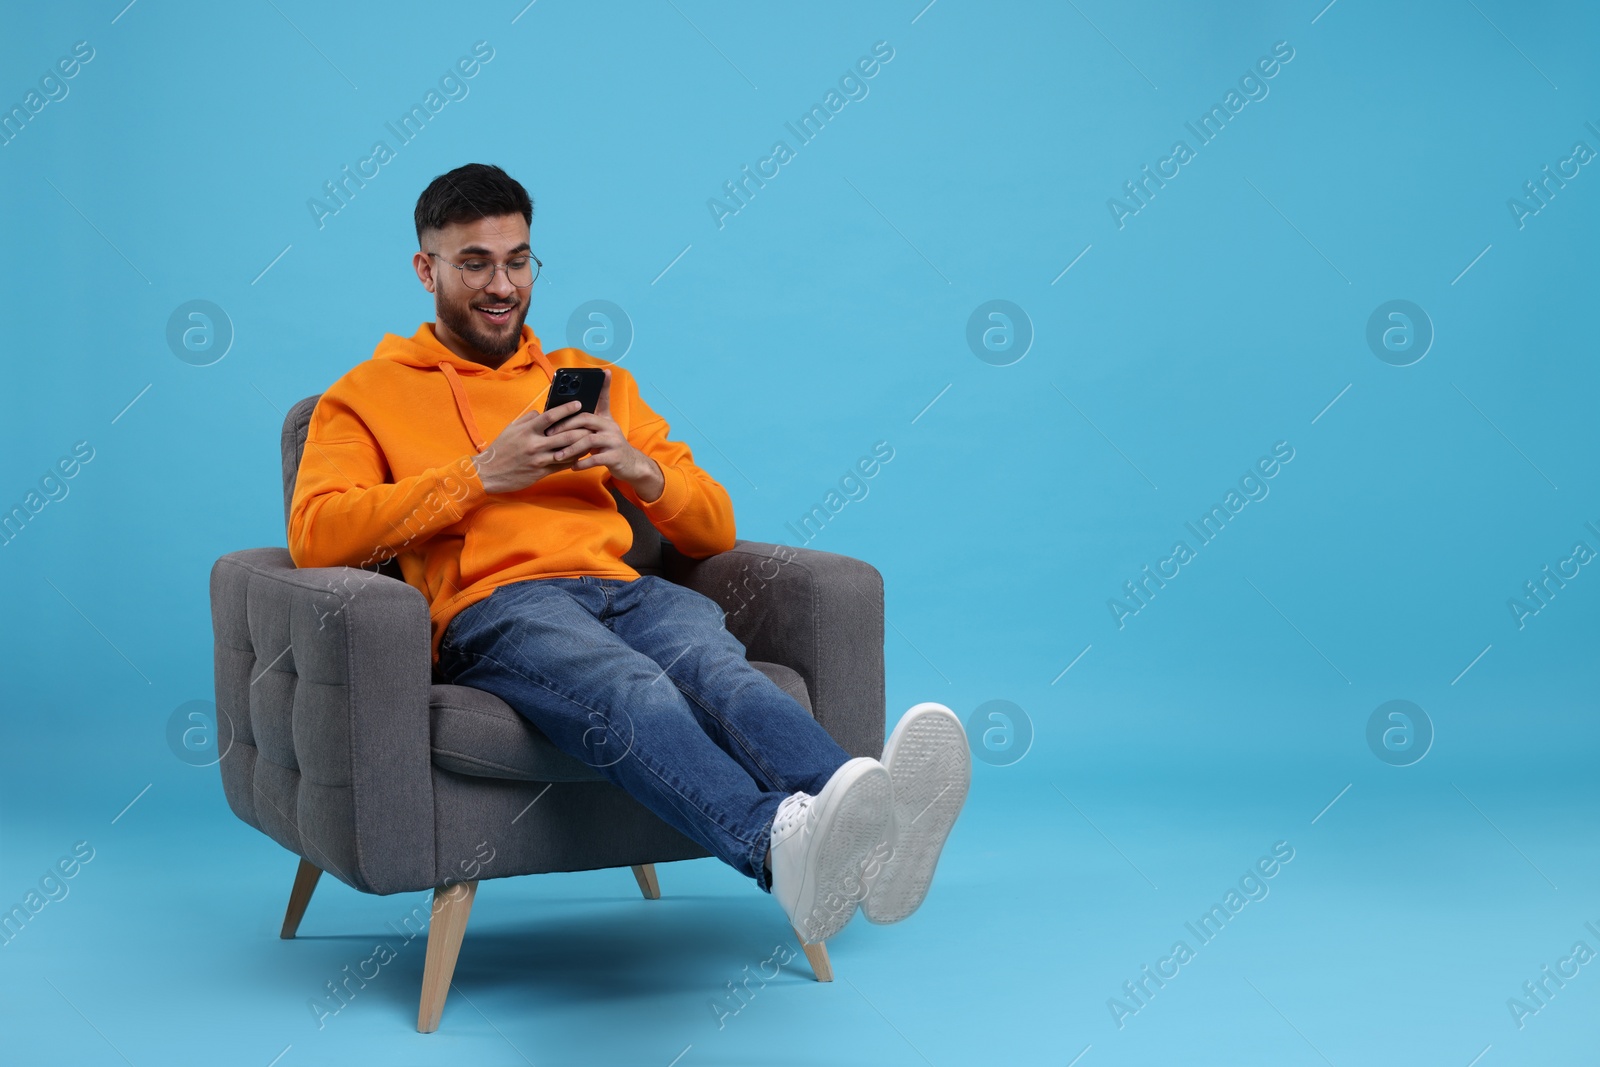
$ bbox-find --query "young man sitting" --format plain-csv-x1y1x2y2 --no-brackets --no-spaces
288,162,969,943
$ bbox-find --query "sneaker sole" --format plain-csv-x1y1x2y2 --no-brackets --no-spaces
863,704,970,925
794,759,893,943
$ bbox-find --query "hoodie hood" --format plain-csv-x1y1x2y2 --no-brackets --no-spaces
374,322,557,379
373,322,559,453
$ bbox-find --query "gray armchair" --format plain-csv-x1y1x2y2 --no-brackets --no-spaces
209,394,886,1032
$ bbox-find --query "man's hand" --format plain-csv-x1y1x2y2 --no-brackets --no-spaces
545,369,665,502
472,401,590,494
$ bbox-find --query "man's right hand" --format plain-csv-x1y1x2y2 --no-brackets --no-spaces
472,400,588,494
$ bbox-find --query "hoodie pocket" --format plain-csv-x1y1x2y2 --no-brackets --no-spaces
457,505,496,585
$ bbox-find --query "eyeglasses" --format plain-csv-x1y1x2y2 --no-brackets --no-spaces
427,251,542,290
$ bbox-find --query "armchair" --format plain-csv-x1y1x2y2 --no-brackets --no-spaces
209,394,886,1031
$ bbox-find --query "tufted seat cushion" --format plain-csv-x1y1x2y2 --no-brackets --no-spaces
429,662,813,782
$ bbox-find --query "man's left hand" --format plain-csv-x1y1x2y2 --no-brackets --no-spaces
547,369,666,502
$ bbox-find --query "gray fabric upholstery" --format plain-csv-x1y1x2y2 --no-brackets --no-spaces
280,395,316,535
208,393,886,896
429,683,600,784
211,547,437,895
429,772,707,885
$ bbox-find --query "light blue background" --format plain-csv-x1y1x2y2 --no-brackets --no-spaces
3,1,1597,1064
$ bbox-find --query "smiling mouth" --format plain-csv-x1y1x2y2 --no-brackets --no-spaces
475,303,517,325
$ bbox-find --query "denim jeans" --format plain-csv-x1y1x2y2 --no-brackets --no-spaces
435,575,852,891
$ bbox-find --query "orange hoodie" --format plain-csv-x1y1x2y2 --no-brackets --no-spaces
288,323,737,662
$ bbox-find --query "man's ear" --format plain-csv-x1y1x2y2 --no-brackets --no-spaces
413,250,438,293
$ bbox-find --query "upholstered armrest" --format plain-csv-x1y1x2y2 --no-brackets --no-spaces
664,541,886,759
209,547,435,895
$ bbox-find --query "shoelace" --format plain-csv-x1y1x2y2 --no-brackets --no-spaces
772,791,811,835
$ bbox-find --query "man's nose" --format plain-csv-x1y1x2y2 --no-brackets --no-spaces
486,266,518,298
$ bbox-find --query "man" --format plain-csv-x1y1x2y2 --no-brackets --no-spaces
288,162,968,944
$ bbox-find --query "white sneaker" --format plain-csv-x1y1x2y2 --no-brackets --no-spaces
769,757,893,944
862,703,970,925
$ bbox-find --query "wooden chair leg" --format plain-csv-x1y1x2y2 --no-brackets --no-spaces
417,880,478,1034
280,858,322,939
630,863,661,900
793,928,833,982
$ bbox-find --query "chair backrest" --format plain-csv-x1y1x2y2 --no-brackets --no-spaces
281,394,664,576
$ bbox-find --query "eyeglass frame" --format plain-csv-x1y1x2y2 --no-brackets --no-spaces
426,250,543,290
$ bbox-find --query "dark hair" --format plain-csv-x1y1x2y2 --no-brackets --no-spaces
413,163,533,243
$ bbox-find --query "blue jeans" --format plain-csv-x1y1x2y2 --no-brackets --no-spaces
435,575,852,891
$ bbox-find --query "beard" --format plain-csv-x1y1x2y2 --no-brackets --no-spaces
436,290,529,360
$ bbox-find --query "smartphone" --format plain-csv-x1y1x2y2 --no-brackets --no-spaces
544,368,605,430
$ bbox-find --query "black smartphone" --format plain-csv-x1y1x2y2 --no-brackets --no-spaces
544,368,605,430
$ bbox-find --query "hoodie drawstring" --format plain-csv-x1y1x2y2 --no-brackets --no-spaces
438,362,489,453
437,348,561,454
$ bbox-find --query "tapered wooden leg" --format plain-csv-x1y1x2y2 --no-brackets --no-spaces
417,880,478,1034
280,858,322,940
793,928,833,982
630,863,661,900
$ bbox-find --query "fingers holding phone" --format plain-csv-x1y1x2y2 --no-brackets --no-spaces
473,367,651,495
473,400,587,494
